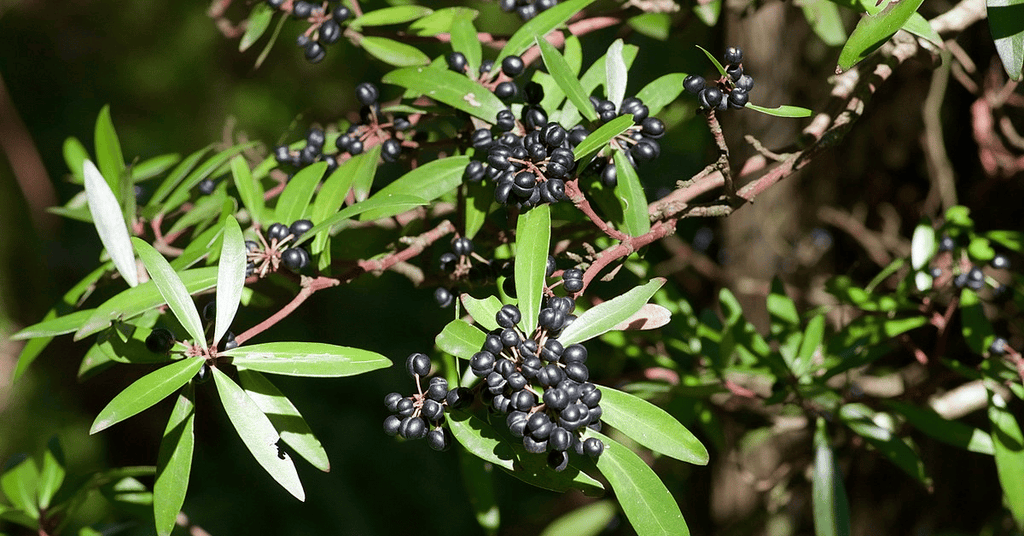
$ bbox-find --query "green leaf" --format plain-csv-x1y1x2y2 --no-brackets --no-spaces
960,288,995,354
988,0,1024,81
94,105,125,193
132,238,206,345
254,10,288,69
275,161,324,224
131,153,181,183
230,155,266,226
515,204,551,335
154,384,195,536
612,149,650,237
214,216,246,346
812,418,851,536
12,309,96,340
383,66,505,123
351,5,433,29
211,367,304,501
746,103,814,117
63,136,90,183
458,449,500,534
600,386,708,465
436,319,487,360
222,342,391,377
90,358,203,434
460,293,502,331
987,229,1024,252
586,429,690,536
801,0,848,46
636,73,687,116
839,403,932,487
885,400,994,455
837,0,926,72
901,11,941,46
464,179,491,240
409,7,475,36
536,36,598,122
295,194,427,249
37,437,66,510
240,3,273,52
693,0,721,25
496,0,600,66
605,39,627,109
559,279,666,346
308,149,379,254
237,369,330,472
2,454,39,520
560,45,639,126
148,145,212,208
83,160,138,287
627,13,672,40
988,389,1024,528
910,219,935,270
573,115,634,163
540,500,617,536
449,10,482,74
161,142,257,214
361,36,431,67
359,155,469,220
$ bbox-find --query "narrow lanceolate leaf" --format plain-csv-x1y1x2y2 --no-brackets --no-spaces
609,303,672,331
76,267,218,340
90,358,204,434
94,105,125,193
496,0,600,66
238,369,330,472
295,194,427,248
746,103,813,117
585,429,690,536
536,36,598,122
37,437,66,510
382,66,504,123
813,418,851,536
84,160,138,287
540,501,617,536
132,238,206,345
989,0,1024,81
351,5,433,29
275,162,324,224
515,204,551,335
230,155,265,226
464,179,490,240
960,288,994,354
460,294,503,331
600,386,708,465
240,3,273,52
308,149,380,254
222,342,391,377
212,367,304,500
988,389,1024,529
612,149,650,237
154,384,195,536
559,279,666,346
839,403,931,487
900,11,941,46
64,136,90,183
1,454,39,519
436,319,487,360
573,115,634,163
148,144,213,208
636,73,687,116
885,400,994,455
132,153,181,183
359,156,470,220
837,0,927,72
361,36,432,67
605,39,627,109
450,11,481,74
214,216,246,346
12,309,96,340
910,220,935,270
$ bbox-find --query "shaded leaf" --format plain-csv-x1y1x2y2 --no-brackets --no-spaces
214,216,246,346
837,0,926,72
37,437,66,510
612,149,650,237
573,115,634,163
813,418,851,536
515,204,551,335
801,0,849,46
885,400,994,455
600,386,708,465
94,105,125,193
359,156,469,220
1,454,39,520
436,319,487,360
465,178,491,240
276,161,325,224
211,367,304,501
585,429,690,536
961,288,995,354
628,13,671,40
147,145,212,208
90,358,203,434
537,36,598,122
222,342,392,377
458,449,501,534
839,403,932,487
132,238,206,345
540,500,617,536
449,10,482,74
496,0,600,66
988,389,1024,528
161,143,257,214
84,160,138,287
238,369,330,472
255,11,288,69
461,294,503,331
240,3,273,52
295,194,427,248
382,66,505,122
230,155,266,226
559,279,665,346
154,384,195,536
361,36,432,67
746,103,814,117
988,0,1024,81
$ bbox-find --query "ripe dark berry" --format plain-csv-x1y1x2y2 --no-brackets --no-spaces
464,160,486,182
396,397,415,417
202,301,217,322
483,332,503,354
521,106,547,130
268,0,285,7
495,109,516,132
267,222,290,243
292,1,313,18
446,51,468,73
549,427,572,451
728,89,749,109
446,387,473,409
406,352,431,378
735,74,755,92
508,411,529,437
565,362,589,382
725,64,743,81
281,247,310,270
599,162,617,187
583,437,604,457
198,178,216,195
991,255,1010,270
355,82,379,106
494,81,518,101
348,139,364,155
563,344,587,363
421,399,445,422
289,219,314,239
543,388,570,411
632,140,659,162
452,236,474,257
479,59,495,74
145,328,176,354
501,55,526,77
524,81,544,104
426,428,451,451
496,304,522,328
547,450,569,471
304,41,326,63
523,436,547,454
990,337,1009,355
383,415,402,436
641,117,666,138
219,331,238,351
439,252,458,272
510,390,537,412
384,392,403,412
332,5,351,21
938,236,956,252
683,74,706,94
191,363,211,384
724,46,743,64
434,287,454,308
470,351,496,376
381,138,402,163
399,416,427,440
319,19,342,45
699,87,724,109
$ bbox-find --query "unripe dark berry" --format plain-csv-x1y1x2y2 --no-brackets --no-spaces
446,51,468,73
355,82,379,106
406,352,431,377
146,328,176,354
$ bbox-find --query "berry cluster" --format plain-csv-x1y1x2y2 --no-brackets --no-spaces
497,0,560,21
245,219,314,278
933,235,1012,296
435,236,482,308
447,53,528,104
266,0,351,63
470,300,604,470
683,46,754,112
579,95,666,187
274,127,339,174
383,353,471,450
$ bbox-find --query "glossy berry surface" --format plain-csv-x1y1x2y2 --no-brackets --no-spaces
145,329,175,354
406,352,431,377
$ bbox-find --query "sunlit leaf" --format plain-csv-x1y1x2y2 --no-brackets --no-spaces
885,400,994,455
436,319,487,360
84,160,138,287
746,103,814,117
612,149,650,237
605,39,627,109
988,389,1024,528
839,403,931,487
361,36,432,67
230,155,266,226
359,156,469,220
540,500,617,536
90,358,203,434
240,3,273,52
154,384,195,536
222,342,392,377
460,294,503,331
132,238,206,345
600,386,708,465
1,454,39,520
238,369,330,472
351,5,433,29
449,10,481,74
383,66,505,122
837,0,926,72
559,279,665,346
94,105,125,193
988,0,1024,81
813,418,851,536
214,216,246,346
536,36,598,122
573,115,633,163
37,437,66,510
636,73,687,116
515,204,551,335
496,0,600,66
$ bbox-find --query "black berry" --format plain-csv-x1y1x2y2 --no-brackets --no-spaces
145,328,176,354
